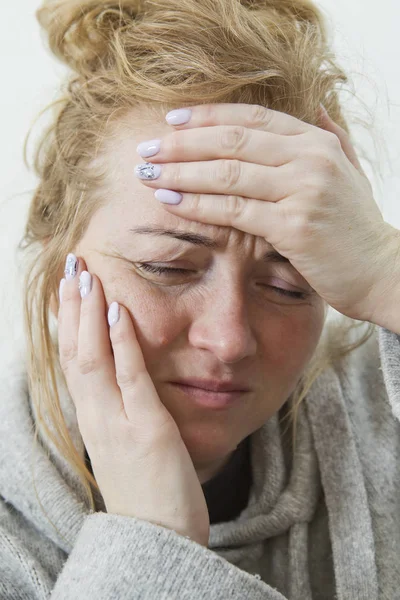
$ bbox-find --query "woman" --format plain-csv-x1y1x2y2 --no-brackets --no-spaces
1,0,399,598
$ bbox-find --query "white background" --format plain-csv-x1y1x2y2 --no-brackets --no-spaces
0,0,399,342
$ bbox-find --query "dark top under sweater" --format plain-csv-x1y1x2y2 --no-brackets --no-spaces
84,435,252,525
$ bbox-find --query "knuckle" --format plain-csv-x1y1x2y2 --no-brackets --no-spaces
190,193,203,213
291,204,324,237
78,352,103,376
147,420,181,451
292,212,312,238
225,194,247,222
168,130,184,156
110,324,130,347
217,159,241,190
315,148,337,172
116,367,143,391
300,152,333,186
322,130,341,150
303,173,326,195
202,103,219,125
167,162,182,188
219,126,247,154
308,135,340,168
59,338,78,372
246,104,270,128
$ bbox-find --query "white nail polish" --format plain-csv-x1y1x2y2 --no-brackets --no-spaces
79,271,92,298
108,302,120,327
137,139,161,158
165,108,192,125
154,189,183,205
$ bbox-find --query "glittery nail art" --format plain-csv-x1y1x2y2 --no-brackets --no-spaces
65,253,78,281
135,163,162,180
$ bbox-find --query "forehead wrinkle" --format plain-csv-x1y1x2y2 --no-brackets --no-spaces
137,210,251,245
134,212,263,242
128,222,281,261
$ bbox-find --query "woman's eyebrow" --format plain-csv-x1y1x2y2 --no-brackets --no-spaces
129,226,219,248
129,226,291,264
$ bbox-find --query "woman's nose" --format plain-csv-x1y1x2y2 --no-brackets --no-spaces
187,291,257,364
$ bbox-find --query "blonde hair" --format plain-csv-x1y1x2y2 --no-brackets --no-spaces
19,0,376,542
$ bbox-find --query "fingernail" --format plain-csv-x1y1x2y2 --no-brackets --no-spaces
135,163,162,180
108,302,120,327
137,139,161,158
59,278,66,304
165,108,192,125
65,253,78,280
154,189,183,205
79,271,92,298
319,103,328,115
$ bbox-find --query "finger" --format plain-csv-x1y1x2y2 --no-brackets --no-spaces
58,254,87,389
76,272,122,421
137,125,301,168
65,268,167,436
109,304,175,434
155,190,282,241
136,159,297,203
165,103,316,135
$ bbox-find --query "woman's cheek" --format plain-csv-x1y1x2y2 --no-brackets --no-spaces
122,286,185,353
263,305,325,375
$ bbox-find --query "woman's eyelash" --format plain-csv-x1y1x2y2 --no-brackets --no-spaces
137,263,308,300
138,263,193,276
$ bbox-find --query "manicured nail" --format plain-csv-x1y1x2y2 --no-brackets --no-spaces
319,103,328,115
79,271,92,298
135,163,162,180
137,139,161,158
65,253,78,281
108,302,120,327
59,278,66,304
154,189,183,205
165,108,192,125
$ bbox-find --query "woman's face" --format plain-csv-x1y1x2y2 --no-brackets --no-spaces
70,117,326,483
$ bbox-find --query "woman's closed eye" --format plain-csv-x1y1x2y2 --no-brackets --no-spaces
138,263,193,276
137,263,309,300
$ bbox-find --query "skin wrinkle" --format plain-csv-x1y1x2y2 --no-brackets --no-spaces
127,226,294,265
66,116,326,484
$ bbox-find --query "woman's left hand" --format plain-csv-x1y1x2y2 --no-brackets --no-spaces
135,103,399,322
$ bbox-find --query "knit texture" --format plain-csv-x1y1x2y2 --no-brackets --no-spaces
1,322,400,599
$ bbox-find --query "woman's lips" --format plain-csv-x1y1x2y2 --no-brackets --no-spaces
169,382,248,409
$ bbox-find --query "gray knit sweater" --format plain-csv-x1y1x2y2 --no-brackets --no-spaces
1,321,400,599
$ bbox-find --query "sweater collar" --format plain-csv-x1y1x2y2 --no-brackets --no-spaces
0,332,378,598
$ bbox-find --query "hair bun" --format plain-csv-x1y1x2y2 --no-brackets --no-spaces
37,0,142,74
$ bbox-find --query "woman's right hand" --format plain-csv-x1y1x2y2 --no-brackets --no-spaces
57,254,210,547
